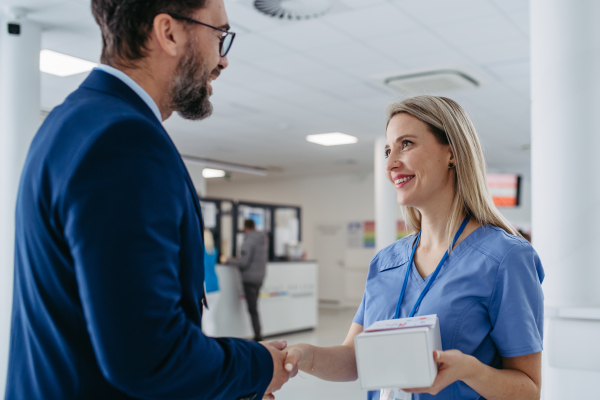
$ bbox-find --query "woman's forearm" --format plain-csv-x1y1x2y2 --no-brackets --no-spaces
295,343,358,382
463,356,540,400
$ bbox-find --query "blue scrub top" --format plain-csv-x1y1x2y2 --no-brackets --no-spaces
354,225,544,400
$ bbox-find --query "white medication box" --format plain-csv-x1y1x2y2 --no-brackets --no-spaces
354,314,442,390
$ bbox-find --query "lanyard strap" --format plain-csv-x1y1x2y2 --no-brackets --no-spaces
394,215,470,319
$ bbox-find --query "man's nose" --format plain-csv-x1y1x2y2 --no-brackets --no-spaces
218,55,229,70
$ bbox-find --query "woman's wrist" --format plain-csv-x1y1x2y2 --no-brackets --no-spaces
294,343,315,372
460,353,482,383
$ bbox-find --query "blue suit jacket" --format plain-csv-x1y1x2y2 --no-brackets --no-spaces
6,70,273,400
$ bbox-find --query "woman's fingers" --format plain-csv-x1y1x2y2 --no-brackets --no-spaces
284,347,303,377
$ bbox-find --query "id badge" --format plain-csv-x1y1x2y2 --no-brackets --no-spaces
380,388,412,400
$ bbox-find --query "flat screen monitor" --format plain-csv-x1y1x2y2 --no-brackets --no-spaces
487,173,520,207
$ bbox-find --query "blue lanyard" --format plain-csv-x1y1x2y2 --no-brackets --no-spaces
394,215,470,319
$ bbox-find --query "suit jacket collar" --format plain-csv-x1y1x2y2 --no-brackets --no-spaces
80,69,159,124
80,69,205,233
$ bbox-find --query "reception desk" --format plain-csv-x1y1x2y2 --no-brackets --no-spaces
212,261,318,338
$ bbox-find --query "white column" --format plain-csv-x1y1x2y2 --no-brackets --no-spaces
374,137,397,251
183,161,207,197
0,8,41,394
531,1,600,398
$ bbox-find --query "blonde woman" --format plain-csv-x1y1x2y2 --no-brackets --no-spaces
282,96,544,400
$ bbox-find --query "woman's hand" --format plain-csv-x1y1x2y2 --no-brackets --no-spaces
403,349,476,396
282,343,314,377
263,343,313,400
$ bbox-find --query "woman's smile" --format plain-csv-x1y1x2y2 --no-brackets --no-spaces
392,174,415,188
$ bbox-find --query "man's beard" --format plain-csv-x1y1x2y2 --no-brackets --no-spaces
169,40,213,121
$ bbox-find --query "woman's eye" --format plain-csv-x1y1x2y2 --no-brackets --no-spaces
384,150,390,159
401,140,413,149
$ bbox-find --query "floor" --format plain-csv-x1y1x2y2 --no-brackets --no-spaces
268,307,369,400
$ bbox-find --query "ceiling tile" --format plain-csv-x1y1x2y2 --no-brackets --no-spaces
324,3,419,39
336,0,390,10
429,15,525,47
248,53,325,76
227,33,293,62
264,19,351,50
460,38,529,65
291,69,362,90
489,0,529,14
486,59,530,81
303,41,404,75
368,27,452,58
394,0,498,25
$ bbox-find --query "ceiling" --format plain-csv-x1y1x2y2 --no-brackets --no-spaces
1,0,531,181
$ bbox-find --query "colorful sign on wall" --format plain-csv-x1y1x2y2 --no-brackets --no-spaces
363,221,375,248
397,220,411,239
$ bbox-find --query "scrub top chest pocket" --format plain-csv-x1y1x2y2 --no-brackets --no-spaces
353,225,545,400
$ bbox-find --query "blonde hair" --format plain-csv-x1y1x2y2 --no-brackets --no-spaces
386,95,518,248
204,229,215,254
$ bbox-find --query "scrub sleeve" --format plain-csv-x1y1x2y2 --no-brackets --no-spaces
488,243,544,357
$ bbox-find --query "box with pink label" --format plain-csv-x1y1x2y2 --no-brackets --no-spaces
354,314,442,390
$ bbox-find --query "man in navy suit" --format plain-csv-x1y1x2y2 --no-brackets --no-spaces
5,0,293,399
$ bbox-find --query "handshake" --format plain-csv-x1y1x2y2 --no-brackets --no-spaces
259,339,307,399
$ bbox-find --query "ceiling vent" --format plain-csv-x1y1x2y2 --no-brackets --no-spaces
254,0,332,20
382,69,480,94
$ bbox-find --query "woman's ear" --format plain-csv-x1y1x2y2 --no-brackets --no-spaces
448,148,456,169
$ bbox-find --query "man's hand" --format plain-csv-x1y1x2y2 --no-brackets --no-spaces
260,340,291,399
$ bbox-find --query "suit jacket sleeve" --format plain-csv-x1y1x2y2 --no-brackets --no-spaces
60,118,273,399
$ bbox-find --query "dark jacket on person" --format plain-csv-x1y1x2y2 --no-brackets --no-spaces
229,231,268,284
5,69,273,400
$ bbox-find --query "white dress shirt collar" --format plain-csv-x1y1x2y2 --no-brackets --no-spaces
94,64,162,123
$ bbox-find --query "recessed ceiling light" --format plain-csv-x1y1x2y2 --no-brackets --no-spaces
202,168,227,178
306,132,358,146
40,50,98,77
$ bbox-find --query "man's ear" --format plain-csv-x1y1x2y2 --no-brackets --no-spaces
151,13,185,58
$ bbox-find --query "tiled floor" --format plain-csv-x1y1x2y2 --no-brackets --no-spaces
268,307,369,400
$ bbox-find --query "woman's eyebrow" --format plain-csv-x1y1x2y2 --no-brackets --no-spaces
385,134,417,150
395,134,417,143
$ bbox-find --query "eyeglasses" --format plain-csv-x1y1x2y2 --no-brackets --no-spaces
168,13,236,57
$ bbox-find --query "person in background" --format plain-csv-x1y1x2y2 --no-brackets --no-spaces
202,229,220,336
227,219,268,341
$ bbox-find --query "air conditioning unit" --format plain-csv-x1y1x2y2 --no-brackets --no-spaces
380,69,480,95
253,0,332,20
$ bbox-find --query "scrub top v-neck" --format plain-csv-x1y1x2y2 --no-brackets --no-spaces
354,225,545,400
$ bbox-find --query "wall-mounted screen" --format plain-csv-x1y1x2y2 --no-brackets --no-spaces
487,173,520,207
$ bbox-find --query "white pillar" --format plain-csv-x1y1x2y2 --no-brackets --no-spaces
183,161,207,197
531,1,600,398
375,137,397,251
0,8,41,394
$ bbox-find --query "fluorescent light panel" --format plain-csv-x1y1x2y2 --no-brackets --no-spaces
40,50,97,77
306,132,358,146
202,168,226,178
